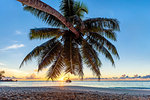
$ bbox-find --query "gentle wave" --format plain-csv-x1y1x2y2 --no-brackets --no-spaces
110,87,150,90
0,81,150,90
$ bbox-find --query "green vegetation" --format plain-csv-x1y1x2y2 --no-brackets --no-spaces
19,0,120,80
0,71,5,80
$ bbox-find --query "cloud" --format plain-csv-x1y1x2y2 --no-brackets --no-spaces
0,67,43,80
92,74,150,80
26,73,39,79
0,44,25,51
4,76,23,80
0,62,5,66
0,67,29,78
142,75,150,79
15,30,22,35
115,74,150,79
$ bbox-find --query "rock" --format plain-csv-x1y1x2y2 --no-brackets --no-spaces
0,97,8,100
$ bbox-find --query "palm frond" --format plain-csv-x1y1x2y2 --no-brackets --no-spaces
20,38,57,68
38,41,63,71
85,29,117,41
0,71,5,74
98,29,117,41
63,32,74,74
73,47,84,79
101,46,115,65
87,37,115,65
47,50,64,80
30,28,65,40
83,18,120,32
24,6,64,27
60,0,74,18
88,32,120,59
63,31,83,77
81,39,101,79
72,1,88,31
74,1,88,17
23,3,80,38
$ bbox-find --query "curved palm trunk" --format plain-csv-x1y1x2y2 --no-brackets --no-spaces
17,0,79,38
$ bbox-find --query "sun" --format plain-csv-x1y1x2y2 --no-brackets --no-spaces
58,77,65,81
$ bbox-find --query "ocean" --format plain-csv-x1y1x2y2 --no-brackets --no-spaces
0,81,150,90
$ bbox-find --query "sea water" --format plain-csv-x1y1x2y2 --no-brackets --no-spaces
0,81,150,90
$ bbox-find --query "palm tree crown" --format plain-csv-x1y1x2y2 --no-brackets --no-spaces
0,71,5,80
19,0,120,80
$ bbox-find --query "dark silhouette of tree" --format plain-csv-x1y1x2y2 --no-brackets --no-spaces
0,71,5,80
18,0,120,80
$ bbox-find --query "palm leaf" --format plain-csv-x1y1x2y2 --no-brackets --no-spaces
30,28,65,40
47,49,64,80
0,71,5,76
85,29,117,41
63,32,74,74
88,32,119,58
98,29,117,41
62,31,83,78
73,1,88,31
83,18,120,32
81,39,101,79
60,0,74,18
87,37,115,65
38,41,63,71
24,6,64,27
60,0,88,31
73,46,84,78
74,1,88,17
20,38,57,68
20,0,80,38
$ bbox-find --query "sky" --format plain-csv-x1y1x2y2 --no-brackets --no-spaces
0,0,150,80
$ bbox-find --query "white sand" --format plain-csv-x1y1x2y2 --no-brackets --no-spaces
0,86,150,100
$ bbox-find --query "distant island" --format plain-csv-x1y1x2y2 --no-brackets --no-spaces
0,71,17,82
0,79,17,82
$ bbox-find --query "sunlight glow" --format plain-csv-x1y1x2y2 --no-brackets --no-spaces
59,77,65,81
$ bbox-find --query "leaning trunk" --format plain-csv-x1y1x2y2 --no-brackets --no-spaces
17,0,79,38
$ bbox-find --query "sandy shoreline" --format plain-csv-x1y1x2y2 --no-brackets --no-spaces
60,86,150,95
0,86,150,100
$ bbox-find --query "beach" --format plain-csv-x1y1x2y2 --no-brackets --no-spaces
0,86,150,100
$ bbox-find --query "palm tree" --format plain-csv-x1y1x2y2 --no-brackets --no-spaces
0,71,5,80
18,0,120,80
